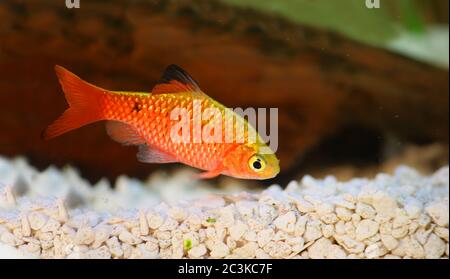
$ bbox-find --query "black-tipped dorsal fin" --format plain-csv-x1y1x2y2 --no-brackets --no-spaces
152,64,202,94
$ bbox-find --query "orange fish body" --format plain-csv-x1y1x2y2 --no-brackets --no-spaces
44,65,279,179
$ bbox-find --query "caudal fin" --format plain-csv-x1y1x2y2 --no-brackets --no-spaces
42,65,106,140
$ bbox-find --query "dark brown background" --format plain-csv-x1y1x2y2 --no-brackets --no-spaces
0,0,448,185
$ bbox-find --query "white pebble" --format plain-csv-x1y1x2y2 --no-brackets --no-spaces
335,235,365,254
425,202,449,227
391,225,408,239
228,221,247,241
434,227,449,242
41,218,61,233
74,227,95,245
255,248,270,259
336,207,352,221
233,242,258,258
188,244,207,258
286,237,305,253
371,192,397,218
168,207,187,222
293,197,314,213
365,242,387,259
210,242,229,258
307,237,332,259
92,226,111,248
20,213,31,237
335,220,345,235
355,202,376,219
381,234,399,251
86,246,111,259
294,215,308,237
356,220,379,241
1,230,23,246
405,202,422,219
321,213,338,224
236,201,258,218
218,205,235,227
263,241,291,258
273,212,296,233
147,212,164,230
404,236,425,259
315,203,334,216
139,210,149,236
159,217,178,231
327,244,347,259
257,228,274,248
424,233,446,259
322,224,334,238
242,229,257,242
303,220,322,242
393,210,410,228
28,212,48,231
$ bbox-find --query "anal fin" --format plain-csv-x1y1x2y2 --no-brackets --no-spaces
192,168,223,179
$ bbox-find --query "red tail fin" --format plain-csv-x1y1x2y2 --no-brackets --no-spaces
42,65,106,140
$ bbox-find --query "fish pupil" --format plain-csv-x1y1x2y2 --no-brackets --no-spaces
252,160,262,170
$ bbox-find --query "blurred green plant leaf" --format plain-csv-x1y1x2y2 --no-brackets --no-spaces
221,0,448,67
222,0,399,46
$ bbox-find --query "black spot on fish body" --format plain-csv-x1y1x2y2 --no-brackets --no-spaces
132,101,142,113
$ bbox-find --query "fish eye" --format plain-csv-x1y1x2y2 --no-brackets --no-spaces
248,155,266,172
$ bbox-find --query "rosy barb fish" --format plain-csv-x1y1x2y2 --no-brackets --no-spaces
43,65,279,179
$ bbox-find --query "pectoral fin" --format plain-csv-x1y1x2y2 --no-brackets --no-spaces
137,145,178,164
106,121,146,146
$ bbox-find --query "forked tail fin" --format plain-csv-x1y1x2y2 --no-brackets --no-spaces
42,65,106,140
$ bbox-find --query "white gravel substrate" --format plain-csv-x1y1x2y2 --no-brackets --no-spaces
0,156,448,259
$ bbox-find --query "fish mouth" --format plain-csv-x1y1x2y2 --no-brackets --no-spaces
259,166,280,180
268,169,280,179
268,160,281,179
